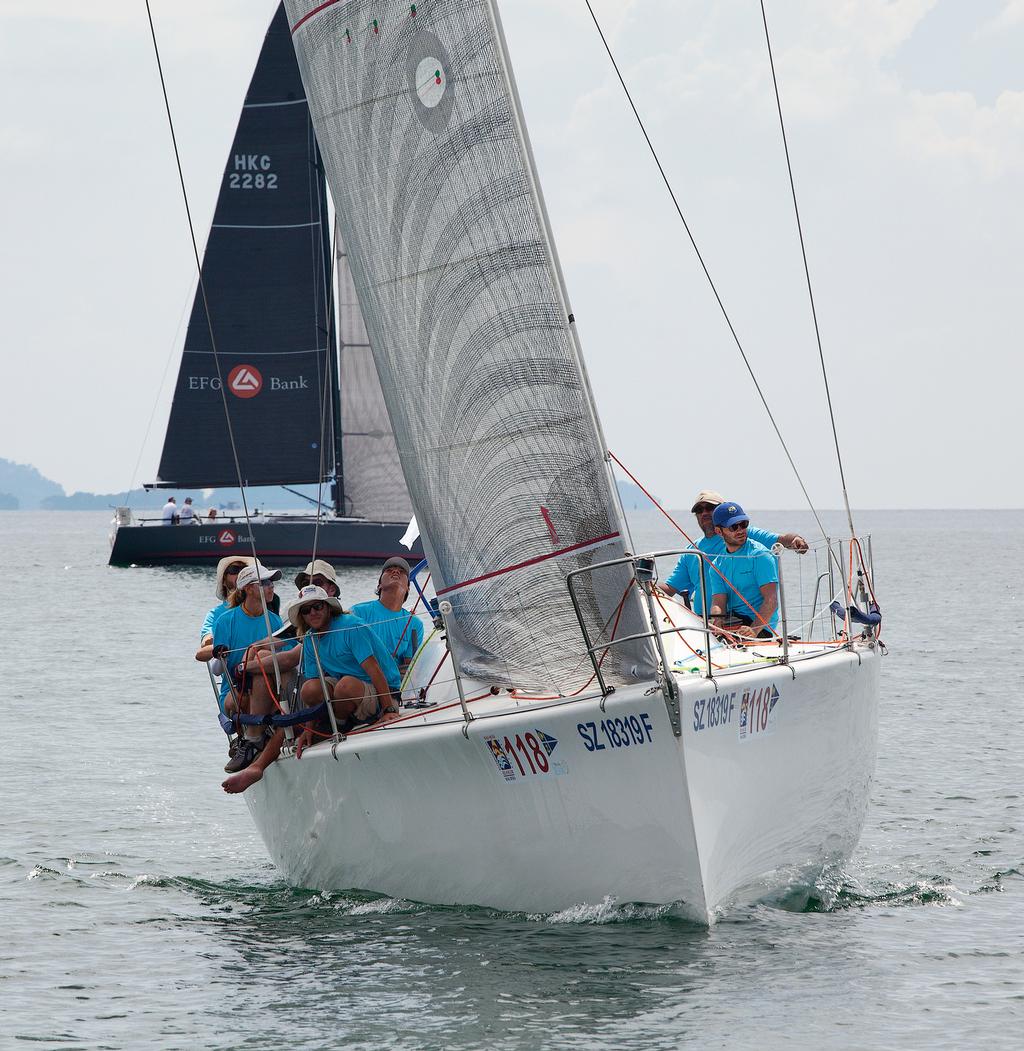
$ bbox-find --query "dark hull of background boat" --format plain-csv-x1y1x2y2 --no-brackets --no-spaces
108,519,421,568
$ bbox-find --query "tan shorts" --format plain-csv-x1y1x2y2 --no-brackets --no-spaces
323,677,380,723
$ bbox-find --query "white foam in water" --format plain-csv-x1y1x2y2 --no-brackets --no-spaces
544,896,677,925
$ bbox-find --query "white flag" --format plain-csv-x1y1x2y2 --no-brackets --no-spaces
400,515,420,549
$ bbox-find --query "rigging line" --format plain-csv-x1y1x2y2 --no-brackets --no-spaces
144,1,280,675
759,1,856,540
123,273,195,504
582,0,829,542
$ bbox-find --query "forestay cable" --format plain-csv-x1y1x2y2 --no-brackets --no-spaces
759,0,856,539
144,2,281,680
582,1,829,541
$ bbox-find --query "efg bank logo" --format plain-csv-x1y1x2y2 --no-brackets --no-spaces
188,365,308,398
227,364,262,398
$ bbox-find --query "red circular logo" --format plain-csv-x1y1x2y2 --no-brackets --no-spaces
218,529,236,545
227,364,263,398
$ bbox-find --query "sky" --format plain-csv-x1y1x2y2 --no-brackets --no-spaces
1,0,1021,510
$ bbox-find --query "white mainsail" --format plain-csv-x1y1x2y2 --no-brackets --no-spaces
285,0,655,691
336,226,415,523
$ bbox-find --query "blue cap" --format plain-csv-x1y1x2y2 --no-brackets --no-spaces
712,501,749,528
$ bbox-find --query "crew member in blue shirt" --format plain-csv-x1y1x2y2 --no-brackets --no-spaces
706,501,779,638
222,584,402,794
658,489,807,616
351,557,422,689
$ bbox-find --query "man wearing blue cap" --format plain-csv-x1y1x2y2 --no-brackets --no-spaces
706,501,779,638
658,489,806,617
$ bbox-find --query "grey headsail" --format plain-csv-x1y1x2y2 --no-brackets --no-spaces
284,0,656,692
154,4,334,490
336,225,414,522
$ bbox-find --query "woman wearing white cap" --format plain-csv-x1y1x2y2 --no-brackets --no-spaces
196,556,255,653
222,585,399,794
209,563,285,769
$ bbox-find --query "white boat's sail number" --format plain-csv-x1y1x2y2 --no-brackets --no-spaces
485,731,566,784
577,714,654,752
693,692,737,733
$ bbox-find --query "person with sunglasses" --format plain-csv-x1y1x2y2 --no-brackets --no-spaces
222,585,399,794
658,489,807,617
196,556,255,655
212,562,287,773
706,501,779,639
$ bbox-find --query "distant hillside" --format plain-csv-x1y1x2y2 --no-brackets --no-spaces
0,458,337,511
2,456,660,514
616,480,658,511
0,459,64,508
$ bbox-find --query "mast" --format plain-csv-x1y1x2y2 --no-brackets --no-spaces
314,142,345,517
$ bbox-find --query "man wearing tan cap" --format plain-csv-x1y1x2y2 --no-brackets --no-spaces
294,559,341,597
658,489,808,617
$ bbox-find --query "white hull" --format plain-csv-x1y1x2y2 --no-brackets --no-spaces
245,643,880,923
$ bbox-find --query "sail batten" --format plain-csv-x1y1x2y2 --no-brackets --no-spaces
286,0,655,690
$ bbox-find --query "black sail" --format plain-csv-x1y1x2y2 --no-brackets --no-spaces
154,4,334,490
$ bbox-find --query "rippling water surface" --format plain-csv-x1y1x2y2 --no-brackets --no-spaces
3,510,1022,1049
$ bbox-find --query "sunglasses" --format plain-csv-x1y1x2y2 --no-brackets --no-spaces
310,576,333,587
723,521,749,531
301,601,327,615
693,504,716,514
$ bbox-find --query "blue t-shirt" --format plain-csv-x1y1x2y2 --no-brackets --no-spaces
212,604,284,710
350,600,422,664
665,527,779,614
200,599,229,643
707,539,779,631
301,612,399,688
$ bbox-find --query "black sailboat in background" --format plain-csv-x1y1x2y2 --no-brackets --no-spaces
109,4,419,567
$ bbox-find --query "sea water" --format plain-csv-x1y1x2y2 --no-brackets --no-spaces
2,510,1021,1049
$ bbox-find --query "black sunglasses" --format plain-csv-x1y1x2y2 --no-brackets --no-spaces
693,504,716,513
301,601,327,615
723,521,749,531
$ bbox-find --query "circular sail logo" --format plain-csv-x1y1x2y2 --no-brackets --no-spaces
218,529,236,545
408,31,453,132
227,364,263,398
415,57,446,109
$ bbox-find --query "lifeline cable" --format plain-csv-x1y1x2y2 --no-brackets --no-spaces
144,2,281,685
759,0,857,541
582,1,829,543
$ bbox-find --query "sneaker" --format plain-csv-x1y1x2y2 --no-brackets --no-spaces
223,738,261,774
226,735,240,759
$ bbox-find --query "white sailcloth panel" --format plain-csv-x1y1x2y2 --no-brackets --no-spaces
286,0,655,691
336,226,414,522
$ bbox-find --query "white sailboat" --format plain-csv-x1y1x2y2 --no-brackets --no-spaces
238,0,884,923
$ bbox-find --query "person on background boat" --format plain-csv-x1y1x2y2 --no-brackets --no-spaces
657,489,807,616
161,496,178,525
180,496,196,524
707,501,779,639
351,557,422,686
207,507,218,521
213,562,288,774
222,585,400,794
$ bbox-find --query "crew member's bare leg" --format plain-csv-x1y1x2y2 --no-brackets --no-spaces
222,729,284,793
